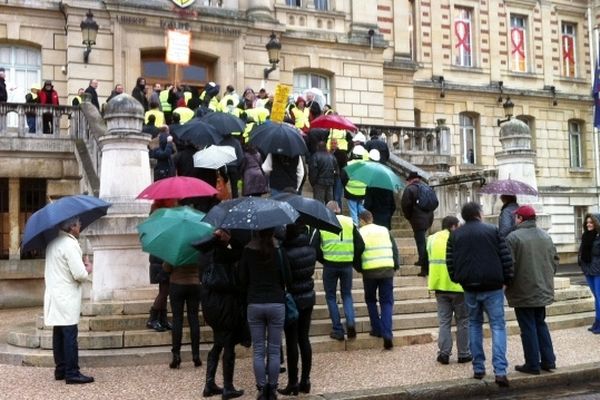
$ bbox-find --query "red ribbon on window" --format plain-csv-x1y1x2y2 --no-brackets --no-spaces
562,35,574,63
454,21,471,52
510,27,525,58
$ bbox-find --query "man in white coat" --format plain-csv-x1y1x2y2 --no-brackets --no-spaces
44,217,94,384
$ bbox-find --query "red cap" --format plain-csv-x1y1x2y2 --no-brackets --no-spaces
514,205,536,219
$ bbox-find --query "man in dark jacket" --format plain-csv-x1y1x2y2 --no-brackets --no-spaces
309,141,338,204
364,130,390,164
401,172,434,276
0,68,7,102
505,205,558,375
132,77,149,111
84,79,100,110
364,149,396,229
446,202,514,387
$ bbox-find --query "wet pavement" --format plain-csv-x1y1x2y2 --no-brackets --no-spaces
483,382,600,400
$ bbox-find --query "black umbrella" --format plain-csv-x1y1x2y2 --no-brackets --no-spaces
177,118,222,148
249,121,308,157
203,196,299,230
200,112,246,138
271,193,342,234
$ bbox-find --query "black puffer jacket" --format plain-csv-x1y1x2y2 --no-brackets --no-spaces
400,182,434,231
446,220,514,292
309,150,338,187
282,227,316,310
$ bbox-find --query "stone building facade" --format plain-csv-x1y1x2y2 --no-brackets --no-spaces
0,0,599,268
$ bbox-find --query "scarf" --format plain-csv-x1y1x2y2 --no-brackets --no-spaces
581,229,597,264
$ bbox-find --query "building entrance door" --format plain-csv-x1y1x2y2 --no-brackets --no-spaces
142,49,214,95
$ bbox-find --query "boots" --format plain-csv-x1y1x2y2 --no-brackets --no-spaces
159,309,172,330
298,378,311,394
146,308,166,332
592,319,600,334
169,352,181,369
256,385,266,400
203,349,223,397
265,384,278,400
222,352,244,399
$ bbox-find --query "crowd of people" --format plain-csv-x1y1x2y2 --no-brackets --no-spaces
37,75,600,398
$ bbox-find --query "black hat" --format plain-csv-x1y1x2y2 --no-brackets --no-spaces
407,171,420,180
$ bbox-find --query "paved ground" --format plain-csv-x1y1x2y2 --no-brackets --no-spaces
1,307,600,400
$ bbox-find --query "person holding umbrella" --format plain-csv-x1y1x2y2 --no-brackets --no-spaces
499,195,519,238
45,217,94,384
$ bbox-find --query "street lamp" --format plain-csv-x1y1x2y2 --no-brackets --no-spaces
496,97,514,126
80,10,99,64
263,32,281,80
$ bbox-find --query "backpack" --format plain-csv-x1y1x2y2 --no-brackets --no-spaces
415,182,439,212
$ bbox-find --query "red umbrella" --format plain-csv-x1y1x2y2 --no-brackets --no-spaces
137,176,218,200
479,178,538,196
310,114,358,131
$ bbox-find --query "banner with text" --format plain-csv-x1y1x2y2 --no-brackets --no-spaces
166,30,191,65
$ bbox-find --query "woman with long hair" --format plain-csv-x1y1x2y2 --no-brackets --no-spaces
278,222,316,395
579,213,600,333
240,228,291,400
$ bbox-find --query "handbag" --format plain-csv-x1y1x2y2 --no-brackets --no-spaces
275,247,299,326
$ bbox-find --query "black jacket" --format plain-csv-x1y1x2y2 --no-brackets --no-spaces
365,138,390,163
270,154,300,191
446,220,514,292
282,228,316,310
309,150,338,187
364,187,396,229
0,77,7,102
400,182,434,231
132,78,149,111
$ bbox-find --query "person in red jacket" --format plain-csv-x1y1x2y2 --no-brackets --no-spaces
38,80,59,134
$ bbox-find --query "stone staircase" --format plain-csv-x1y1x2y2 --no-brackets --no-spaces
2,215,595,367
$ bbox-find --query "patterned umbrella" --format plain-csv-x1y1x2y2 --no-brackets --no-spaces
272,193,342,234
203,196,299,230
479,178,538,196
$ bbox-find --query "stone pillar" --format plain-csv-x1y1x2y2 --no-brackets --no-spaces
247,0,275,21
496,119,550,229
85,94,152,301
8,178,19,260
348,0,378,42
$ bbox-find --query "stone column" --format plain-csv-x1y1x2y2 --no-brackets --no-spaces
8,178,19,260
247,0,275,21
85,94,152,301
496,119,550,228
348,0,378,42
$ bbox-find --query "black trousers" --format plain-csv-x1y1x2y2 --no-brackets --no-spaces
52,325,80,379
283,306,313,384
169,283,201,356
207,329,237,386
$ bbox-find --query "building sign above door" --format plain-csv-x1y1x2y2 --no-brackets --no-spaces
171,0,196,8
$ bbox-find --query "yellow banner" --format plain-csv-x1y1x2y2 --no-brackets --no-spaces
271,84,291,123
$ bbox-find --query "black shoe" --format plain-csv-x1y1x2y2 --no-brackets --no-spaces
495,375,509,387
329,331,344,341
369,331,382,338
203,381,224,397
383,338,394,350
413,261,422,266
66,374,94,384
347,326,357,339
277,384,299,396
149,319,166,332
298,379,311,394
458,355,473,363
222,387,244,399
541,363,556,372
473,372,485,380
54,370,65,380
515,364,540,375
279,366,286,373
193,355,202,367
169,353,181,369
436,354,449,365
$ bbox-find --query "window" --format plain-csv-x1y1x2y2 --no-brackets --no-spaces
286,0,301,6
293,71,330,105
459,113,477,164
569,120,583,168
562,22,577,78
314,0,328,10
0,178,8,259
454,8,473,67
19,178,46,259
142,50,213,91
575,206,588,242
510,15,528,72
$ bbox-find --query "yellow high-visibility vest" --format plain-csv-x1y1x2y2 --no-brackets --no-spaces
292,107,310,130
427,229,464,292
359,223,394,270
327,129,348,151
159,90,172,113
172,106,194,124
320,215,355,263
145,109,165,127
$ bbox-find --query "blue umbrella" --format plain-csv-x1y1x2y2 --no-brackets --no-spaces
21,195,111,252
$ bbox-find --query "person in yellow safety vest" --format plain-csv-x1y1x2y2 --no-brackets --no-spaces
357,209,399,350
71,88,84,107
312,201,364,341
426,215,471,365
159,85,174,124
291,96,310,133
327,128,349,151
342,148,368,225
145,101,165,128
244,107,270,124
172,98,195,124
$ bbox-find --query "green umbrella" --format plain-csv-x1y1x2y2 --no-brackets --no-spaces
137,206,214,267
344,161,405,192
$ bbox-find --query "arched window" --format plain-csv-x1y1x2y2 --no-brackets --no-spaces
459,112,478,164
293,71,331,106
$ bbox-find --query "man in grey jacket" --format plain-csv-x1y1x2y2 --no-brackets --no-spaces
505,205,559,375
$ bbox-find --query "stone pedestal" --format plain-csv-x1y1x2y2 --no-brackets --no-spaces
85,94,152,301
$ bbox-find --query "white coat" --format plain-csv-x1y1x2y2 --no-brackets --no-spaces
43,231,89,326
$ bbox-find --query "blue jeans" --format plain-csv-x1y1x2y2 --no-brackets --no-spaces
323,264,355,334
514,307,556,370
464,289,508,376
363,276,394,340
333,177,343,210
586,275,600,320
247,303,285,387
52,325,80,379
346,199,365,225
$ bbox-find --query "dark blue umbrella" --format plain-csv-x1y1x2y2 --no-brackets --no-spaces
200,112,246,138
203,196,299,230
21,195,111,252
249,121,308,157
271,193,342,234
177,118,222,148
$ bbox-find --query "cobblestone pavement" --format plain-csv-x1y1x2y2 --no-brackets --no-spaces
1,307,600,400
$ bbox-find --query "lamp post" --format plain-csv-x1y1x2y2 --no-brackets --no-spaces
80,10,99,64
263,31,281,80
496,97,514,126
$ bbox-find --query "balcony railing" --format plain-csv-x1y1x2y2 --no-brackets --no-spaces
356,125,451,156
